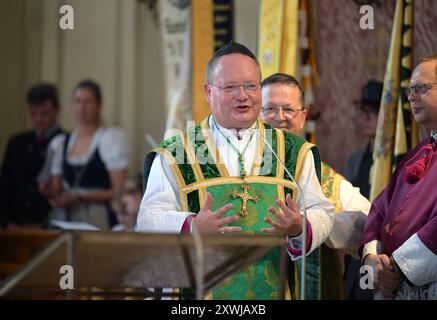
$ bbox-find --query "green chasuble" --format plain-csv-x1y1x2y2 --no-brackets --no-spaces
151,117,323,299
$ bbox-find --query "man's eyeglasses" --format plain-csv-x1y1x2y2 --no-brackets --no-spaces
405,82,437,96
208,83,260,94
261,105,304,117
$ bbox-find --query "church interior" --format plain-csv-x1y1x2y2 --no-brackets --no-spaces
1,0,437,302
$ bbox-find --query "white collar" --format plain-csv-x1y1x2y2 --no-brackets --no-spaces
209,116,257,140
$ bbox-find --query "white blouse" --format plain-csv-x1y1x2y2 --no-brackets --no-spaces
49,126,130,176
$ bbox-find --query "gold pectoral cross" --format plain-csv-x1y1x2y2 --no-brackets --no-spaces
231,183,259,217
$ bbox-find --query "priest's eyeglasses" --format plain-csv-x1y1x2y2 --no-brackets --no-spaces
209,82,260,94
261,105,304,117
406,82,437,96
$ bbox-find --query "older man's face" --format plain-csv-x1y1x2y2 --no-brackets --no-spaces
408,60,437,131
204,53,261,129
260,83,306,134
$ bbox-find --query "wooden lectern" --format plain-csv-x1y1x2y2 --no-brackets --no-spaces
0,230,287,300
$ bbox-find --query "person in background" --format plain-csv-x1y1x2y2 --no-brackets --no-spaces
346,80,383,199
47,79,130,230
0,83,64,229
343,80,382,300
260,73,370,299
112,174,143,231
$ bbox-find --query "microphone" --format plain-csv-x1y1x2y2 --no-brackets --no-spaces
250,128,308,300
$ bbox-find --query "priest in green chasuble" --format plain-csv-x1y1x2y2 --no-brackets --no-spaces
137,42,334,299
260,73,371,299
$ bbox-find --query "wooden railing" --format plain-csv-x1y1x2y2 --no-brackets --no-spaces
0,229,60,281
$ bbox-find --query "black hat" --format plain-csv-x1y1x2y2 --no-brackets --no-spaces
213,41,257,61
357,80,383,109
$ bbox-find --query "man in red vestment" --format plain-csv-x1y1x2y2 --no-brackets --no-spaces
360,54,437,299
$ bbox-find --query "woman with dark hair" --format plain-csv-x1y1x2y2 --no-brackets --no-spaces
48,79,130,229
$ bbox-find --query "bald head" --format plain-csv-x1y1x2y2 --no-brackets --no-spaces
205,41,261,84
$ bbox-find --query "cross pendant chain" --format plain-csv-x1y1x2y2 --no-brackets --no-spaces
231,183,259,217
212,117,255,180
238,155,246,179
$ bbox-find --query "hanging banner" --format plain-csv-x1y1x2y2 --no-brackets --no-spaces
393,0,418,164
258,0,284,78
370,0,417,201
192,0,214,123
213,0,234,50
159,0,192,136
280,0,299,77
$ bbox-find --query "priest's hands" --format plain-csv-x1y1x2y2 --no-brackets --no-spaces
261,193,303,237
192,192,242,234
364,253,402,298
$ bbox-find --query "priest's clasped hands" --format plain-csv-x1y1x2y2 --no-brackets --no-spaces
192,192,303,237
364,254,402,298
